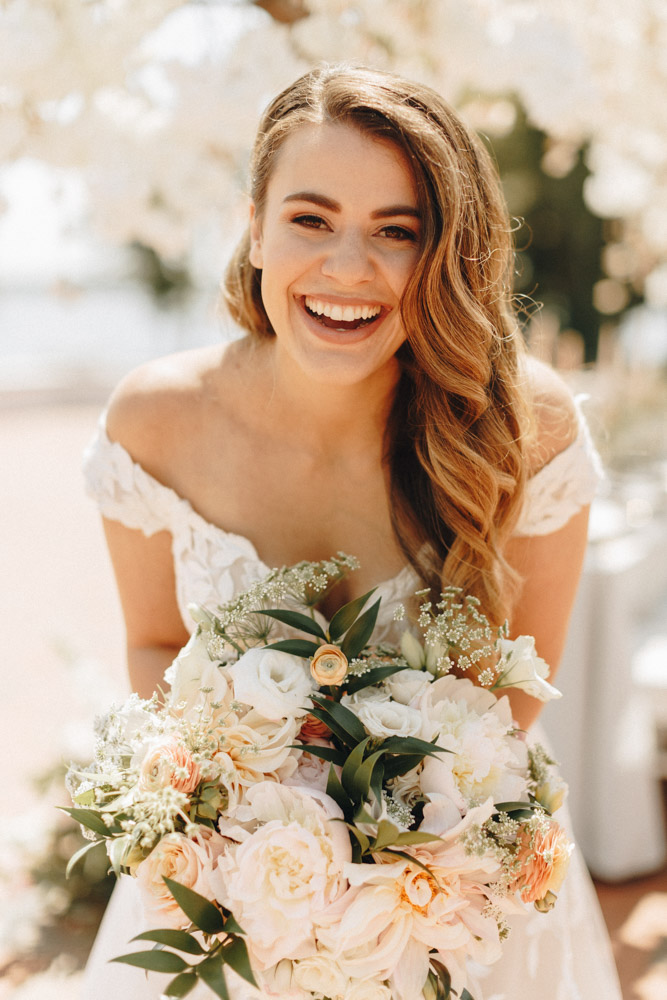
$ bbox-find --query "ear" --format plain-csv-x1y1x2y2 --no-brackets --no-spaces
248,202,263,269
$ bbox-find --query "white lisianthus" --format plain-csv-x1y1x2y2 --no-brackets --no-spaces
353,698,423,740
494,636,562,702
164,631,231,714
293,953,349,998
229,648,315,721
385,669,432,706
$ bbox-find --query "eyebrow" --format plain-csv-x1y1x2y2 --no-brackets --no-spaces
283,191,421,219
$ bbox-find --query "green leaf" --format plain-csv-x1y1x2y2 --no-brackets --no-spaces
341,737,371,799
382,754,424,780
494,800,541,813
328,588,377,641
132,929,204,955
371,819,401,851
222,913,245,936
290,743,347,766
305,706,359,750
65,837,105,878
162,972,199,998
222,936,258,987
311,694,367,744
346,747,384,803
326,764,353,815
343,664,406,695
265,639,320,657
256,608,327,640
198,957,230,1000
392,830,443,847
460,990,475,1000
60,806,111,838
111,950,188,973
343,821,371,857
380,735,450,757
163,877,225,934
382,849,442,885
341,598,382,660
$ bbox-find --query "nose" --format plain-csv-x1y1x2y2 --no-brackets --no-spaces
320,229,375,285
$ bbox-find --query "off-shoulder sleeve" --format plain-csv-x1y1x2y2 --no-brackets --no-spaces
82,413,184,537
514,401,604,538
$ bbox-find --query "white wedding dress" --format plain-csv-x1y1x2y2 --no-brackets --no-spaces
80,410,622,1000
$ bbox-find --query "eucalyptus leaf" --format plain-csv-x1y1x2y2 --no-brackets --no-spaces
265,639,321,657
198,957,230,1000
111,950,188,973
60,806,111,838
256,608,327,640
162,972,199,998
328,588,377,641
163,877,225,934
65,837,104,878
340,598,382,660
222,936,258,987
132,929,205,955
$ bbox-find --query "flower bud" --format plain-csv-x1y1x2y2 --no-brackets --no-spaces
310,644,348,685
400,631,425,670
534,889,558,913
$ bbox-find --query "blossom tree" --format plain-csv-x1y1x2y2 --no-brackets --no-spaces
1,0,666,302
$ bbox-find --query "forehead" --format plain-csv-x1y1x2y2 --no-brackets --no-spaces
264,121,418,207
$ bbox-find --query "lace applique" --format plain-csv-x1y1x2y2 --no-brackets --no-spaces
514,401,603,537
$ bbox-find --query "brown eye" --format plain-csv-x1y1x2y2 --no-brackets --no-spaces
380,225,417,242
293,214,328,230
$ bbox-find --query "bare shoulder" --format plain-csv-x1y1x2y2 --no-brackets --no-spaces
105,343,233,478
520,357,579,474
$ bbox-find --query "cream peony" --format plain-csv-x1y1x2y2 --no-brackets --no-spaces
135,829,228,930
292,952,348,998
210,783,351,969
229,648,315,721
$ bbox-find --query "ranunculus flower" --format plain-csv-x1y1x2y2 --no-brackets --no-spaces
139,736,201,794
311,644,349,686
135,829,228,929
494,636,562,702
510,819,573,905
229,648,314,721
299,713,332,741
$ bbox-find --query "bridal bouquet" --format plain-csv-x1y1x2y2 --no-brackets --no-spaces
66,555,572,1000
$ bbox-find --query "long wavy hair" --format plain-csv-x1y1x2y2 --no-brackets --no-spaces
224,65,530,624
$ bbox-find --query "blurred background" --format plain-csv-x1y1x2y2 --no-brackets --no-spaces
0,1,665,997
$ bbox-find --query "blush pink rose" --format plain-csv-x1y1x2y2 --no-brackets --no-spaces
139,737,201,795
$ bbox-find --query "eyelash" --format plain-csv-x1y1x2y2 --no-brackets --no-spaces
291,215,418,242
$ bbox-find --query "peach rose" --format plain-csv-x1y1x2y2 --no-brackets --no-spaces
135,829,227,929
311,644,348,685
511,820,573,906
139,737,202,795
299,713,332,741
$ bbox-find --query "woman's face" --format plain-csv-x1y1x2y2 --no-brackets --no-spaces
249,121,422,387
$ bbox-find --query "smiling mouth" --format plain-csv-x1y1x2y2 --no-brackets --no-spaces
302,296,383,331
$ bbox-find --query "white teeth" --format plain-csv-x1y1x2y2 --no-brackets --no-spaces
304,297,381,322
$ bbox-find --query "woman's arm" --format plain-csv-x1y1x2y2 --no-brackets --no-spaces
102,517,191,699
503,505,591,729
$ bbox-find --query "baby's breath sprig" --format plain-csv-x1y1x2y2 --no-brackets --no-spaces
419,587,503,685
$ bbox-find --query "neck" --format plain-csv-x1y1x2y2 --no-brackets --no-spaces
246,338,400,457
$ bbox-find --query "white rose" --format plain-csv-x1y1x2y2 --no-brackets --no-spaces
229,648,315,721
385,669,432,706
165,630,230,713
210,784,350,968
494,636,562,702
293,953,348,998
354,699,423,740
346,979,393,1000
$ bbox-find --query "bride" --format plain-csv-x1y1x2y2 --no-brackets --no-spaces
82,65,622,999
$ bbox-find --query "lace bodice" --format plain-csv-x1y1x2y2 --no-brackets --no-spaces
82,405,601,636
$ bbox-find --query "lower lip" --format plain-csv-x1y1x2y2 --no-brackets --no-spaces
296,298,386,345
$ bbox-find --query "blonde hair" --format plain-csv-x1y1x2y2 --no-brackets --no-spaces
224,65,529,623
